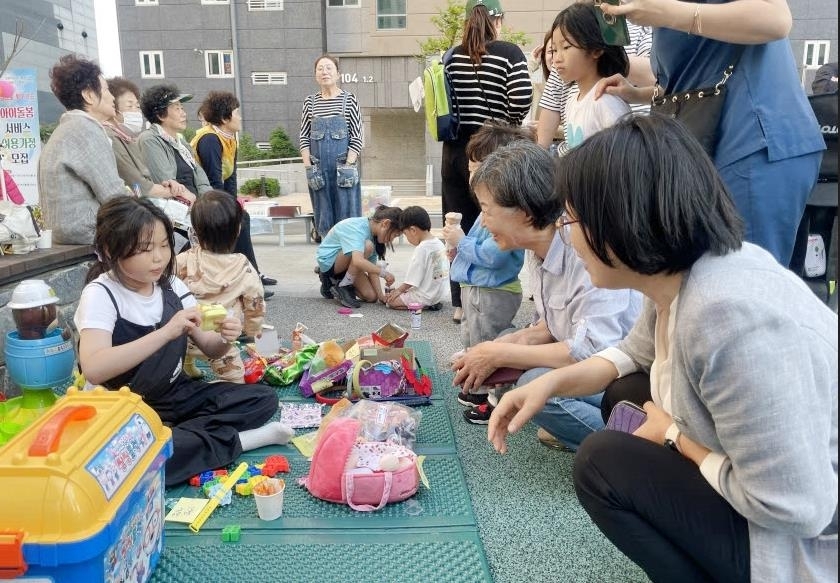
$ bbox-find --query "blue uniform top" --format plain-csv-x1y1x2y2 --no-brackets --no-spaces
450,215,524,288
316,216,376,272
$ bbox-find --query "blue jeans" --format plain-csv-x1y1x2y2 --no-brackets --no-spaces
519,367,605,451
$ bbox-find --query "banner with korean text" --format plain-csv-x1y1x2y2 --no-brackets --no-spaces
0,68,42,204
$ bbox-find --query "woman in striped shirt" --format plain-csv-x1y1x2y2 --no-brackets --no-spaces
299,55,364,242
443,0,532,324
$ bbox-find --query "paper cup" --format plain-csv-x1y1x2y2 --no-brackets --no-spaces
36,230,52,249
253,478,285,520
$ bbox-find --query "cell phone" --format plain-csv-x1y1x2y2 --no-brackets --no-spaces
605,400,646,433
594,0,630,46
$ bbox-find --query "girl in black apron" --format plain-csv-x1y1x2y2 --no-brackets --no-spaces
75,197,290,486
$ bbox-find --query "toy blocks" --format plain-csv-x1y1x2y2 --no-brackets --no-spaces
221,525,241,542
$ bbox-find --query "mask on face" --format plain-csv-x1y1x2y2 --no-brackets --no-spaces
122,111,144,133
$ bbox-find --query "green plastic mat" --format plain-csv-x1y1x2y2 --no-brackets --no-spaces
154,529,492,583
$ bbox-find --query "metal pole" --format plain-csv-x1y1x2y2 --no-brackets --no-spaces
229,0,244,130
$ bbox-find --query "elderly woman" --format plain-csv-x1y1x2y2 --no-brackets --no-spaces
37,54,125,244
138,84,211,199
489,116,837,583
300,54,363,242
453,141,640,452
103,77,193,203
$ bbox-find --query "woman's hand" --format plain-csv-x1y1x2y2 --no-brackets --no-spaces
217,315,243,344
162,307,200,340
633,401,672,444
487,377,556,454
452,342,499,392
594,74,652,105
442,224,465,248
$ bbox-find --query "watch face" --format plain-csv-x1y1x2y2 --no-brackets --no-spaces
664,438,679,452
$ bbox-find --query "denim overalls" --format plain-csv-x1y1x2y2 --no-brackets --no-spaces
305,91,362,237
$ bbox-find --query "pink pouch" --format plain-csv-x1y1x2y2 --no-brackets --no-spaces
299,417,419,511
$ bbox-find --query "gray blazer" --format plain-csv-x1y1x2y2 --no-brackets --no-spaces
618,243,838,583
37,111,126,244
138,129,211,195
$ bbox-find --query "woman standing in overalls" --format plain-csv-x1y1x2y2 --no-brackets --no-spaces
300,54,364,242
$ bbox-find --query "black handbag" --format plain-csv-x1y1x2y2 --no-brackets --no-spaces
650,46,744,157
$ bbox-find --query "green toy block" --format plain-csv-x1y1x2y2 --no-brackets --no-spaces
221,524,241,542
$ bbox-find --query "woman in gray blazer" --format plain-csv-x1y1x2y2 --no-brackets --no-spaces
487,116,837,583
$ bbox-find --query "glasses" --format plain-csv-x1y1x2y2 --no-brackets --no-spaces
555,213,579,244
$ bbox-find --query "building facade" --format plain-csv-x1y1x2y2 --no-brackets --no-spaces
115,0,836,191
1,0,99,125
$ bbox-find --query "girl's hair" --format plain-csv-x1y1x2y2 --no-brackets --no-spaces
200,91,240,126
50,54,103,111
314,54,340,72
86,196,177,286
370,205,404,259
556,115,744,275
189,190,242,253
466,120,536,164
470,141,560,230
540,29,554,81
462,6,500,64
552,4,629,78
107,77,141,113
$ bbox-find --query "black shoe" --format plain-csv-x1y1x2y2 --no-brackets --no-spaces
426,302,443,311
260,275,277,286
316,269,334,299
263,289,274,300
463,403,494,425
332,284,361,309
457,391,488,407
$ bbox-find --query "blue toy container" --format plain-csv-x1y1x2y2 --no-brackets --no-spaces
0,387,173,582
4,329,75,389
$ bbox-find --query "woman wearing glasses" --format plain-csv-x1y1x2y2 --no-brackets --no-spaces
488,116,837,583
452,140,640,449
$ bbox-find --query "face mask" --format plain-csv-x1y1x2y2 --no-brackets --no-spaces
122,111,144,133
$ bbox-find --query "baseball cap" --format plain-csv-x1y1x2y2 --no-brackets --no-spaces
465,0,504,16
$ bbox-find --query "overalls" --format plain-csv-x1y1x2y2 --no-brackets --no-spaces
92,283,278,486
306,91,362,237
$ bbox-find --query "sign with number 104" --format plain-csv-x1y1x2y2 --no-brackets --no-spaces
340,73,375,84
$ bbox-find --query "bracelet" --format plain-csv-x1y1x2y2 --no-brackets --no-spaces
689,3,702,35
664,423,682,453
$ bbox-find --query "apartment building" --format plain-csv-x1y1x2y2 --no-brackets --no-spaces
115,0,835,190
1,0,99,124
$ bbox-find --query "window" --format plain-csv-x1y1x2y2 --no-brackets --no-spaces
376,0,406,29
205,50,234,78
248,0,284,9
135,0,159,5
328,0,360,6
255,142,271,151
803,41,831,68
201,0,230,4
251,72,288,85
139,51,164,78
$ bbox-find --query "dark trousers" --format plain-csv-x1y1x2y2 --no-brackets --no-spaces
234,210,261,275
148,377,278,486
442,135,480,308
577,375,750,582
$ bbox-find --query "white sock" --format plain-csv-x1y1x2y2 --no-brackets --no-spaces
238,422,294,451
339,273,355,287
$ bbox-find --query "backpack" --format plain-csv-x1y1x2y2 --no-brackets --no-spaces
299,416,419,511
424,48,459,142
809,91,838,182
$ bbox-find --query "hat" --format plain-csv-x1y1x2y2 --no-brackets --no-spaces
169,93,193,104
465,0,503,16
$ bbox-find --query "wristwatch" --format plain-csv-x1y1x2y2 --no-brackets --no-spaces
664,423,682,453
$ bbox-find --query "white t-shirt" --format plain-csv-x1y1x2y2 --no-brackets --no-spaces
74,272,196,333
564,85,631,149
403,238,449,306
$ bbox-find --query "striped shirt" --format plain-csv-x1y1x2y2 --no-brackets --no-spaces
445,40,533,131
539,23,653,117
299,90,364,154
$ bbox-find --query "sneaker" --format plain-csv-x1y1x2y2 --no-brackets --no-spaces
260,275,277,286
316,268,334,299
457,391,488,407
463,403,494,425
537,427,571,451
426,302,443,311
332,284,361,309
263,289,274,300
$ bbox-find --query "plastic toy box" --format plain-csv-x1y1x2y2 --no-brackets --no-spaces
0,387,173,582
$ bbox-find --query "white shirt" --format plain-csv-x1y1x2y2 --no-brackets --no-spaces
403,238,449,306
564,85,631,149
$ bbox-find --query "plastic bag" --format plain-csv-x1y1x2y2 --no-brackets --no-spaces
340,400,422,449
262,343,319,386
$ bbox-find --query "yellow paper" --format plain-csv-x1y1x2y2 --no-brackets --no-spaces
291,430,319,459
164,498,208,523
416,455,430,490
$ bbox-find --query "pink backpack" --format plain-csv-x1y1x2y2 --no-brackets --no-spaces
299,417,419,511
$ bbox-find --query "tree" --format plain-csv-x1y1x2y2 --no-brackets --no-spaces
268,126,300,159
238,132,269,162
416,0,531,62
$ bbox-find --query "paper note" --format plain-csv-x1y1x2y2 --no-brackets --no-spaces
164,498,208,523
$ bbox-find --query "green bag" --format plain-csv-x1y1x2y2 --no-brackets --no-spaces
594,0,630,46
423,48,459,142
262,343,319,386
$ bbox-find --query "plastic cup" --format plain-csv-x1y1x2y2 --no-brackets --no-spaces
253,478,285,520
36,230,52,249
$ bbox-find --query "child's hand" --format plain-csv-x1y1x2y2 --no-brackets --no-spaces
385,288,401,305
164,307,201,340
383,272,396,287
217,316,243,343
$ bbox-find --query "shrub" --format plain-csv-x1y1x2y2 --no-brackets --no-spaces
238,132,269,161
268,126,300,158
240,177,281,198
